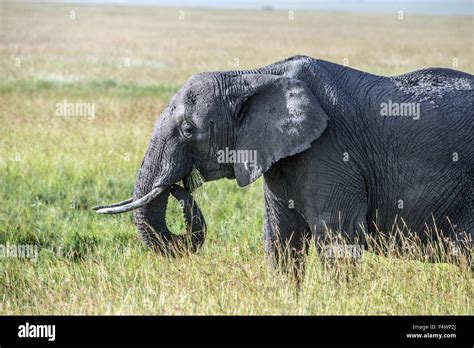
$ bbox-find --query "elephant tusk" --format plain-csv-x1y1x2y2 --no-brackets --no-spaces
95,186,168,214
91,198,133,211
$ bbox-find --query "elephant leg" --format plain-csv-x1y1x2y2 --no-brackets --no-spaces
311,204,368,269
263,182,311,285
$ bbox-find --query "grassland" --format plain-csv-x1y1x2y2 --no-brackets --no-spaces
0,3,472,315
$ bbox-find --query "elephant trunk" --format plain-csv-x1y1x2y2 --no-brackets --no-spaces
94,136,206,256
132,184,206,256
131,139,206,256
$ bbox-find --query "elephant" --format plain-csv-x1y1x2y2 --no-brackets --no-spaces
94,55,473,276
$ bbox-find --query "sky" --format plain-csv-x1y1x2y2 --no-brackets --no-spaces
35,0,474,16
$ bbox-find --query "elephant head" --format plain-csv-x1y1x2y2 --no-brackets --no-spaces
93,71,328,255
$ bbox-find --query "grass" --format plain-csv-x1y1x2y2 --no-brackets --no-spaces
0,3,472,315
0,79,180,98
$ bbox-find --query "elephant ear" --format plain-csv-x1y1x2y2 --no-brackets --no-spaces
228,74,328,186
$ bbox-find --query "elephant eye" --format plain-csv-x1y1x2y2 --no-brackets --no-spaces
181,120,194,139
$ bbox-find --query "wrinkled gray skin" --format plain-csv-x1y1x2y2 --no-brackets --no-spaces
95,55,473,275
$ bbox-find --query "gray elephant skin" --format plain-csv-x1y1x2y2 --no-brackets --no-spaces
94,55,473,275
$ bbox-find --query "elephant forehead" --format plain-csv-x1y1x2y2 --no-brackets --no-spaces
172,102,186,118
166,96,216,130
184,73,219,95
172,83,217,111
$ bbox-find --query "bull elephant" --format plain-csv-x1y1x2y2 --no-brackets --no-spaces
94,55,473,276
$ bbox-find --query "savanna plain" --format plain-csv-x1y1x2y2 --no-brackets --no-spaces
0,3,473,314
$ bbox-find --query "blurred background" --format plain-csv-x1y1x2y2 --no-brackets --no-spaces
2,0,473,85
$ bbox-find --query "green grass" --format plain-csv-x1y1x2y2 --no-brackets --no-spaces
0,79,180,98
0,3,472,315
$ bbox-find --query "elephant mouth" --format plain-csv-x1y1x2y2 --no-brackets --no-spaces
201,169,223,181
199,167,235,181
